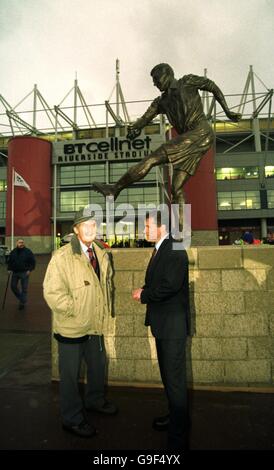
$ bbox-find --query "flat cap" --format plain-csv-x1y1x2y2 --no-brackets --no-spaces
73,207,95,227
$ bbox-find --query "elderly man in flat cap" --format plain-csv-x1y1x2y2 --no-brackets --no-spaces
43,208,117,438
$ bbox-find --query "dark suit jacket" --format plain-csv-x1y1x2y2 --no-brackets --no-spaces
140,236,190,339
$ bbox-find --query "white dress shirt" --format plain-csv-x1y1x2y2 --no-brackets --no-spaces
79,239,94,260
155,233,169,252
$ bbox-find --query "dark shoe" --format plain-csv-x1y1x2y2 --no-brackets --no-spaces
62,421,97,438
87,400,118,415
18,303,25,310
153,414,170,431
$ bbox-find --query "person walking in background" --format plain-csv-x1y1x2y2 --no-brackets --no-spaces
265,231,274,245
132,211,190,450
43,208,117,438
242,231,261,245
7,238,36,310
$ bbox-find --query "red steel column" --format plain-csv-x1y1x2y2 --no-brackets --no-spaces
184,147,218,231
167,128,217,234
6,137,52,248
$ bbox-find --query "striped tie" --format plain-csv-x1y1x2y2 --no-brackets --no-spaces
87,247,100,279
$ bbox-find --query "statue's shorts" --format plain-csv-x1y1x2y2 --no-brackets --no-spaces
162,120,214,175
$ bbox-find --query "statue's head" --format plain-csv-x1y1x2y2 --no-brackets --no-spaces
150,63,174,92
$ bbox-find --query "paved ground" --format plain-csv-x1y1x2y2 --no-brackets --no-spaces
0,258,274,454
0,255,50,333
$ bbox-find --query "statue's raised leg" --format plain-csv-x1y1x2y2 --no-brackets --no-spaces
171,169,191,237
92,147,168,199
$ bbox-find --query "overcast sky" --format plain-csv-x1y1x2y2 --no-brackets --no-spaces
1,0,274,129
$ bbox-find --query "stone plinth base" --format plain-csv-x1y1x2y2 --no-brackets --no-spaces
52,246,274,388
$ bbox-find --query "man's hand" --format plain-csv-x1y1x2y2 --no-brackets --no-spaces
126,126,141,140
227,111,242,122
132,288,143,302
26,271,30,276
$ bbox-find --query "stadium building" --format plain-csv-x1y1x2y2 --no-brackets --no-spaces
0,62,273,252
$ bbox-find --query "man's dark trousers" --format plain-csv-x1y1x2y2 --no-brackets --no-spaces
156,337,188,449
58,335,106,426
11,272,29,305
141,236,190,449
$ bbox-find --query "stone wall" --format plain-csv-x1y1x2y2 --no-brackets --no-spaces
52,245,274,389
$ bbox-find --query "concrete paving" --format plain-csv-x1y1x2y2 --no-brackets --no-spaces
0,257,274,452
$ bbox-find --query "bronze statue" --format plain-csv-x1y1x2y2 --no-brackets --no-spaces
92,63,241,230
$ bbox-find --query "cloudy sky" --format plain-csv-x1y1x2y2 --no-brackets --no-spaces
1,0,274,130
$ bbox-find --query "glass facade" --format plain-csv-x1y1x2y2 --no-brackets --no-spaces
60,190,105,212
60,164,105,185
59,186,158,213
60,164,106,212
59,162,159,213
60,162,156,186
56,158,274,242
0,180,7,191
109,162,156,183
218,191,260,210
265,166,274,178
216,167,259,180
0,200,6,218
115,186,158,208
267,190,274,208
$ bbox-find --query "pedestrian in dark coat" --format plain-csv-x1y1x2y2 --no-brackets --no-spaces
8,238,35,310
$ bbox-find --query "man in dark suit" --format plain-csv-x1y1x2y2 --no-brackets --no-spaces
132,210,190,450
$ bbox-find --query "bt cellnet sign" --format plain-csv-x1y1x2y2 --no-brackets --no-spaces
52,134,164,164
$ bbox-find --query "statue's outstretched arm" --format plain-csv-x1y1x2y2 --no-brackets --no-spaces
200,76,242,122
210,83,241,122
127,97,160,140
186,74,241,122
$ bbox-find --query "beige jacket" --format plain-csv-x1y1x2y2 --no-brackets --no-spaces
43,235,114,338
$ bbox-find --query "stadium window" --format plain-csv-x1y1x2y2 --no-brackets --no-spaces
90,164,105,182
0,200,6,218
267,190,274,208
75,190,89,210
60,189,105,212
109,161,156,183
216,167,259,181
75,166,89,184
218,191,260,211
114,186,158,209
60,164,106,187
60,166,75,185
60,191,75,212
245,191,260,209
0,179,7,191
265,166,274,178
216,168,232,180
217,192,232,210
109,163,130,183
232,191,246,210
89,191,105,211
245,167,259,179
